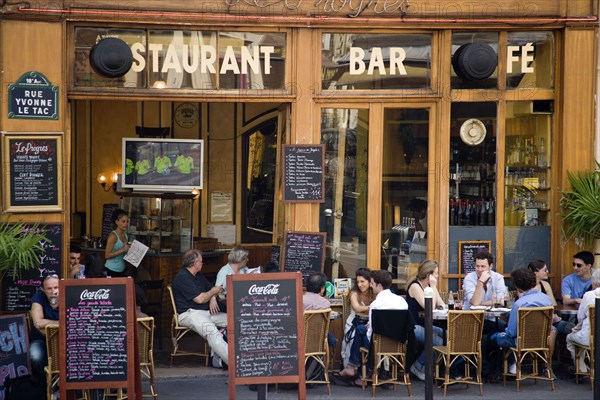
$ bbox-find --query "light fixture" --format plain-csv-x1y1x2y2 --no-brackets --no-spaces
191,188,200,198
97,172,119,192
152,79,167,89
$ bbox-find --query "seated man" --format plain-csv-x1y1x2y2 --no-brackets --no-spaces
215,246,249,296
29,274,60,377
303,272,331,311
172,249,228,367
562,251,593,306
492,268,555,375
69,245,85,279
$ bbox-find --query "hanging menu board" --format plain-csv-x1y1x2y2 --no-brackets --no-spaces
226,273,305,400
283,231,326,286
1,223,62,312
458,240,492,275
101,203,119,245
2,133,63,212
0,314,30,400
282,144,325,203
59,278,141,399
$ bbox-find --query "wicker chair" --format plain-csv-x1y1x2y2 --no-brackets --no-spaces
138,317,158,398
433,310,485,396
44,324,60,400
304,309,332,395
166,285,210,366
573,304,595,388
360,309,412,397
502,306,555,391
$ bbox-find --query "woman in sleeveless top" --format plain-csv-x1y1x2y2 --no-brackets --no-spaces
104,208,131,277
527,260,557,305
405,259,446,380
338,268,374,380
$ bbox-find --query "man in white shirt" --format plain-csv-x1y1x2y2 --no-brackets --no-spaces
367,270,408,339
463,250,507,310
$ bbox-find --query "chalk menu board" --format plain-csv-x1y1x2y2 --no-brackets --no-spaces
270,245,281,267
59,278,141,398
283,144,325,202
0,314,30,400
101,203,119,245
458,241,492,275
283,231,326,286
4,135,62,211
226,273,305,400
1,223,62,312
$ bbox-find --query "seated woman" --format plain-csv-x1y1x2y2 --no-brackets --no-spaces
406,259,446,381
338,268,374,381
527,260,559,361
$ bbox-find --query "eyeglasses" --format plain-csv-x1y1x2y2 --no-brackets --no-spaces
572,262,585,268
44,274,59,281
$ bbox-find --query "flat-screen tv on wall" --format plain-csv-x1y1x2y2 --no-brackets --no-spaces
122,138,204,192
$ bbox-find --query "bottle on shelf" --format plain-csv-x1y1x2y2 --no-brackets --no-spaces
487,200,495,226
538,138,547,167
448,291,455,310
449,200,456,226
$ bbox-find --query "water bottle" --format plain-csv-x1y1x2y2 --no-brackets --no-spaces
448,291,455,310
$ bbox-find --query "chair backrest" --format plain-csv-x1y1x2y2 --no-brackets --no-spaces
589,304,595,350
166,284,181,324
341,294,352,322
446,310,484,353
45,324,60,373
370,309,413,354
516,306,553,350
304,309,331,356
137,317,154,365
438,291,449,304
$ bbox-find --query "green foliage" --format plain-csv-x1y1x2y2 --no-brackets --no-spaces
0,219,49,279
560,163,600,246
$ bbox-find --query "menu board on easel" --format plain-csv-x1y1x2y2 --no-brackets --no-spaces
282,144,325,202
282,231,326,286
1,223,62,312
2,133,63,212
0,314,30,398
458,241,492,275
59,278,141,399
226,273,305,400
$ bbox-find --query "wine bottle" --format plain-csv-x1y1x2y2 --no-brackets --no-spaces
488,200,495,226
538,138,547,167
450,200,456,226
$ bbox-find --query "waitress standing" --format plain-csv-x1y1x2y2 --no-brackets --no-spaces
104,208,131,277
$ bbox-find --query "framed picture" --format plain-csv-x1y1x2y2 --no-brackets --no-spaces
2,132,63,212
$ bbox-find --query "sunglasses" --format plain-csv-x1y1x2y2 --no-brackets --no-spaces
572,262,585,268
44,274,59,281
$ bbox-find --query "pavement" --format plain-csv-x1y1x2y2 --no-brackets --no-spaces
151,350,595,400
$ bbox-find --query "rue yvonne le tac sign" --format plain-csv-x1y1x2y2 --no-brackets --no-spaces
8,71,59,120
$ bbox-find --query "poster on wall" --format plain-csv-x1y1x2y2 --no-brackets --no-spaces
8,71,59,120
2,132,63,212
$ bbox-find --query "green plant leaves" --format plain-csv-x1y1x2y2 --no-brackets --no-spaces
0,219,49,279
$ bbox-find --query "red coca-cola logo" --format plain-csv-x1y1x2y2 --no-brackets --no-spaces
248,284,280,295
80,288,111,301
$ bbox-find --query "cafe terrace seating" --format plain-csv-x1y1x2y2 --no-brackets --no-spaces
433,310,485,396
44,324,62,400
572,304,595,389
304,309,332,395
502,306,555,391
137,317,158,398
360,309,413,397
166,285,210,366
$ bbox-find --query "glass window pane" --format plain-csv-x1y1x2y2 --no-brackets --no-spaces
503,101,553,273
74,27,146,88
218,32,286,90
507,32,555,89
321,33,432,90
320,109,369,277
381,108,429,285
451,32,498,89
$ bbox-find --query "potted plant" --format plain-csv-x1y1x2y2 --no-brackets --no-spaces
0,218,49,279
560,162,600,264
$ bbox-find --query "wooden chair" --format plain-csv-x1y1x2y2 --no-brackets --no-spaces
138,279,164,350
44,324,60,400
433,310,485,396
502,306,555,391
166,285,210,366
360,309,412,397
573,304,595,388
304,309,332,395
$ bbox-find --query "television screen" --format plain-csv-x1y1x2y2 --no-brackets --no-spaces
122,138,204,192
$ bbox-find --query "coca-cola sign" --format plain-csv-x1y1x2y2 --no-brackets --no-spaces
80,288,111,301
248,283,280,295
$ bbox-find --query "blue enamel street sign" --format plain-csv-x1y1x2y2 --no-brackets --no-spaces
8,71,59,120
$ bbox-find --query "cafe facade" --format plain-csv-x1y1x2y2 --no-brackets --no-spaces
0,0,598,308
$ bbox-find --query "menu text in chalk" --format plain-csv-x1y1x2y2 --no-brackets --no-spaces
283,145,325,203
458,240,492,275
283,231,326,286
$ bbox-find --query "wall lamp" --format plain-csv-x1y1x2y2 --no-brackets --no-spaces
97,172,119,192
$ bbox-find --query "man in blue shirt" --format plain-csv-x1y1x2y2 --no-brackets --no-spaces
29,274,60,378
562,250,593,306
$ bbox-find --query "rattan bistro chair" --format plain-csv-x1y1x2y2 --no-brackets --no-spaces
44,324,60,400
433,310,485,396
137,317,158,398
166,285,210,366
573,304,595,389
502,306,555,391
304,309,332,395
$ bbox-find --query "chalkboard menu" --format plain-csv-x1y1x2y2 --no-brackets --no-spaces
226,273,305,400
283,144,325,203
458,241,492,275
2,134,63,212
101,203,119,245
283,231,326,286
1,223,62,312
0,314,30,400
270,245,281,267
59,278,141,398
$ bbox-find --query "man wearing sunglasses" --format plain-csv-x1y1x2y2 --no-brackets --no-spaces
562,251,593,307
29,274,60,380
